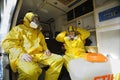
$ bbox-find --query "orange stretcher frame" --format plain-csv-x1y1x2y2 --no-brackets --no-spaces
86,53,108,62
94,74,113,80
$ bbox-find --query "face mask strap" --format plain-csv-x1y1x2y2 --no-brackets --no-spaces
25,17,31,23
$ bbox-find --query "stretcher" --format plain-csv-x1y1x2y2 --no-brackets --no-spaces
69,58,120,80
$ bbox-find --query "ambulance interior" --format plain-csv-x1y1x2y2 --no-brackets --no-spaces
0,0,120,80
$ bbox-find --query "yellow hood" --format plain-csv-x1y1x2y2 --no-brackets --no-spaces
23,12,35,27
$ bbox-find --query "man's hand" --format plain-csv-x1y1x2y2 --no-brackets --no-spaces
20,54,33,62
44,50,51,56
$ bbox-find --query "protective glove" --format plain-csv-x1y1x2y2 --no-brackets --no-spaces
44,50,51,56
20,54,33,62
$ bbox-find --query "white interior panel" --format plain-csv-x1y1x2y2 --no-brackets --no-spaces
97,30,120,59
82,14,95,29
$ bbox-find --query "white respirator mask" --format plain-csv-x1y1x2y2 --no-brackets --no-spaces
30,21,38,29
25,16,40,29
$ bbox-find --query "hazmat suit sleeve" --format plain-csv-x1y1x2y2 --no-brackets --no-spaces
39,32,48,51
76,28,90,40
56,31,66,42
2,26,26,72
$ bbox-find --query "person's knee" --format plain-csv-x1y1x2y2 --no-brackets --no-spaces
18,62,42,78
18,69,42,80
22,67,42,77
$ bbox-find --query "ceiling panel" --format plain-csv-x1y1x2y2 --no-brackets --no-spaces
58,0,74,5
17,0,85,23
36,3,65,21
18,0,67,22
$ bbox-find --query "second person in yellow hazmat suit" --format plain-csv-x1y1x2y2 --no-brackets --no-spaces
2,12,63,80
56,26,107,72
56,26,90,71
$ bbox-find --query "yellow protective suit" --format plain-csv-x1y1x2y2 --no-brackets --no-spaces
2,12,63,80
114,73,120,80
56,27,90,71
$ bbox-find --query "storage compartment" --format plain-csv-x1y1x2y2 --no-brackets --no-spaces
67,9,74,21
74,0,93,18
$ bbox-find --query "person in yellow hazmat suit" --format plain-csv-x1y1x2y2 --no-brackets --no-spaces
56,26,107,72
2,12,63,80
